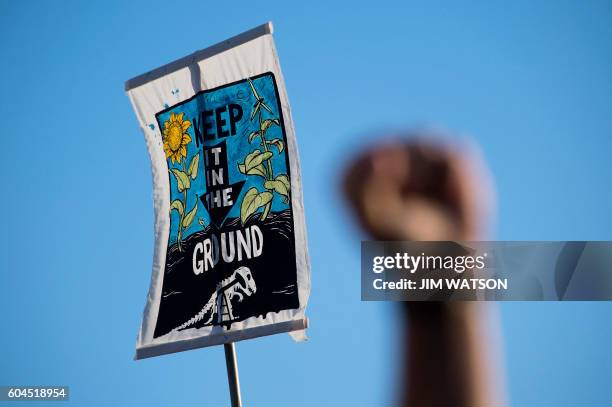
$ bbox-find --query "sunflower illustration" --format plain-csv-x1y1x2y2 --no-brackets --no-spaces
162,112,192,164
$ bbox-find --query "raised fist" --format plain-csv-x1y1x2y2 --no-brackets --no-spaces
343,137,493,241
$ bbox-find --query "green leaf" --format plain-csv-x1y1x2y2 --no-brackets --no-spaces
187,153,200,179
238,162,267,178
249,164,267,177
170,199,184,216
268,138,284,153
260,202,271,221
247,150,273,170
170,168,190,192
182,200,198,229
260,119,280,133
239,150,272,178
240,187,273,225
248,131,261,142
276,174,290,189
264,174,291,202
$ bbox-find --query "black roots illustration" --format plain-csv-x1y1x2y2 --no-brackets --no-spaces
162,112,201,252
237,78,290,224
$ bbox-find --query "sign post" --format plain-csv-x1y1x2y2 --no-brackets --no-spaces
125,21,310,403
224,343,242,407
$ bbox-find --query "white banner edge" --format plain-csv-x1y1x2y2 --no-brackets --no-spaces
135,318,308,360
124,22,273,92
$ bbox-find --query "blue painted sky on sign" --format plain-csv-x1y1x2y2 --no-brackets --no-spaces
157,73,290,242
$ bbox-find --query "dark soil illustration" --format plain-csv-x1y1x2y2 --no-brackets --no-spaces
153,209,298,338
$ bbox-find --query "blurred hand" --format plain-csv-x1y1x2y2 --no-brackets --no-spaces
343,138,493,241
342,136,503,407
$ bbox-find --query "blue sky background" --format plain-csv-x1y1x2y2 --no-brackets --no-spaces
1,1,611,406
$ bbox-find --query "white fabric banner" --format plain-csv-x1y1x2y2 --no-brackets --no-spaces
125,22,310,360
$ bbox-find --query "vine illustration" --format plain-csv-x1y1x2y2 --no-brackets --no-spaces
237,78,290,225
162,112,201,251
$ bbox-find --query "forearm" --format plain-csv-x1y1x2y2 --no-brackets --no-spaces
341,139,503,406
402,302,503,407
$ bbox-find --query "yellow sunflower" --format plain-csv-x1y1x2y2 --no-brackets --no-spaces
162,112,192,164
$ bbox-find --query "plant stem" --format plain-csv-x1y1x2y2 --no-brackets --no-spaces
257,109,275,220
179,160,189,251
258,109,274,180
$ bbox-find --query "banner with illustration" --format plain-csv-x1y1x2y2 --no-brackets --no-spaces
125,23,310,359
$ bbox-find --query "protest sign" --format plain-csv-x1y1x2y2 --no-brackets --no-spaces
125,22,310,360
